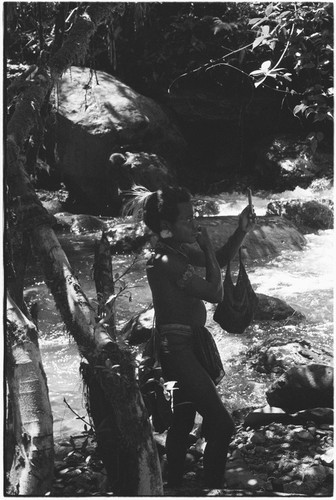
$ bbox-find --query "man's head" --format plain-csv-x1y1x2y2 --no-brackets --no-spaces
144,187,195,242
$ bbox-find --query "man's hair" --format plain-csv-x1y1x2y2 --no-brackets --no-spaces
143,186,191,234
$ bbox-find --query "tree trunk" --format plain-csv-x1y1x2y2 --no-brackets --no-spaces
81,232,163,494
5,3,163,495
6,294,54,495
93,232,116,339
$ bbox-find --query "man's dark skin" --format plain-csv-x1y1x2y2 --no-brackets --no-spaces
147,202,255,326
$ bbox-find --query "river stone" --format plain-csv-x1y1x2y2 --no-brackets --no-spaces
320,448,334,466
301,463,327,488
55,66,187,214
254,293,304,321
266,364,334,412
54,213,107,234
246,338,333,375
266,199,334,233
244,405,334,428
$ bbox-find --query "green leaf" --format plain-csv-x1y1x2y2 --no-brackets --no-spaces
261,60,272,71
261,25,270,36
252,36,265,49
293,103,308,115
249,18,262,25
277,10,291,19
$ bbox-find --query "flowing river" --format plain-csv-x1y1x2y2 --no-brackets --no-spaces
24,187,334,443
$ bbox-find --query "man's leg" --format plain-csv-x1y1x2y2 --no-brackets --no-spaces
165,351,235,488
165,387,196,486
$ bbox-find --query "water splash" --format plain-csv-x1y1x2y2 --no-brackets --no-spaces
201,184,333,216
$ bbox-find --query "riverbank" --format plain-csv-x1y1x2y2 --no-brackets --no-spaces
51,408,333,496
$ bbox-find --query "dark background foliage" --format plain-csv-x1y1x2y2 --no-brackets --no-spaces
5,2,333,196
6,2,333,125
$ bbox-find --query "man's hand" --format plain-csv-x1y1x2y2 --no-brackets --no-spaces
239,205,256,233
196,226,213,252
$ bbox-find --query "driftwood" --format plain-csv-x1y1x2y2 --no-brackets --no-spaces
6,4,163,495
6,294,54,495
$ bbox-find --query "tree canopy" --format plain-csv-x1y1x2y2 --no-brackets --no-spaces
6,2,333,148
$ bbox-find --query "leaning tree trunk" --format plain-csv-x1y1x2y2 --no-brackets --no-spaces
81,232,163,493
6,294,54,495
5,4,163,494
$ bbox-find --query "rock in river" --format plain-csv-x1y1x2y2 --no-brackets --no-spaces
266,364,333,412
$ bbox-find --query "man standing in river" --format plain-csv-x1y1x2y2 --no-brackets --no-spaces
138,186,255,488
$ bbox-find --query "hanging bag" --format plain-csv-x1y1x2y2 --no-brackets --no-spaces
213,248,258,334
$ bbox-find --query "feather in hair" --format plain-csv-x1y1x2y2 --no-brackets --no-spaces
121,184,154,221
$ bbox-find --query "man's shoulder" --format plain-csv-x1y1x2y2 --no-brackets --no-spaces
147,252,188,275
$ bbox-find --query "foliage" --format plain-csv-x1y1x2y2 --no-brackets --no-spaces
246,4,333,127
114,2,333,142
5,2,333,142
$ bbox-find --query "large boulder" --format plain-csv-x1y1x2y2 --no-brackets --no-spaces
197,216,306,261
266,364,333,412
54,66,187,214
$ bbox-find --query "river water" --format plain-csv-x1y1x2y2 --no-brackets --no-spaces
24,188,334,442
